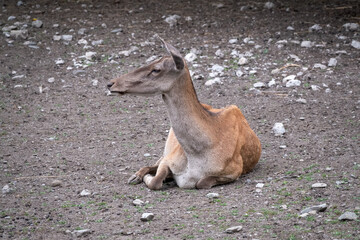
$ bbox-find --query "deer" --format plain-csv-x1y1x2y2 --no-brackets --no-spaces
107,38,261,190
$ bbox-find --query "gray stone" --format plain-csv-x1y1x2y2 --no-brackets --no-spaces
91,39,104,46
311,183,327,188
343,23,359,31
78,28,87,35
300,203,327,214
338,212,358,221
328,58,337,67
111,28,123,33
85,51,97,60
225,225,243,234
205,78,222,86
272,123,285,136
314,63,327,70
185,52,197,62
2,184,13,194
206,193,219,199
351,40,360,50
238,57,248,65
55,58,64,65
264,2,275,9
165,15,180,27
61,35,73,41
10,30,28,39
53,35,61,41
73,229,91,237
301,41,314,48
309,24,322,32
140,213,154,222
8,16,16,21
236,70,244,77
253,82,266,88
286,79,301,88
32,20,43,28
133,199,145,206
50,180,62,187
80,189,91,196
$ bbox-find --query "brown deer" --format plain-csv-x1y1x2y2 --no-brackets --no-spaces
107,38,261,190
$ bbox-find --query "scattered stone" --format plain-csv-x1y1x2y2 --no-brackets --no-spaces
328,58,337,67
314,63,327,70
268,79,276,87
119,46,139,57
32,20,43,28
8,16,16,21
301,41,314,48
61,35,73,41
10,30,28,39
271,68,280,75
47,77,55,83
133,199,145,206
80,189,91,196
92,79,98,86
53,35,61,41
287,26,295,31
286,79,301,88
296,98,307,104
85,51,97,60
338,212,358,221
238,57,248,65
78,39,88,45
289,54,301,62
282,75,296,83
53,24,59,28
185,52,197,62
91,39,103,46
73,229,91,237
343,23,359,31
146,55,158,63
309,24,322,32
229,39,238,44
205,78,222,86
17,1,24,7
211,64,224,73
256,183,264,188
225,225,243,234
2,184,13,194
50,180,62,187
279,145,287,149
206,193,219,199
73,70,86,75
351,40,360,50
78,28,87,35
55,58,65,65
165,15,180,27
144,153,151,157
300,203,327,214
311,183,327,188
272,123,285,136
140,213,154,222
264,2,275,9
215,49,224,58
236,70,244,77
253,82,266,88
111,28,123,33
311,85,321,91
12,75,24,79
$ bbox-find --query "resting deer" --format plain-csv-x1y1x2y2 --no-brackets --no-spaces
107,39,261,190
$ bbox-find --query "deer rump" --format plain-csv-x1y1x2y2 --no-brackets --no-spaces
108,38,261,190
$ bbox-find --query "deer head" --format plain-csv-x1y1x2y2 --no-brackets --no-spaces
107,38,187,95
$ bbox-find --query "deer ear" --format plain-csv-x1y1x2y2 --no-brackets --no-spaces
159,37,184,70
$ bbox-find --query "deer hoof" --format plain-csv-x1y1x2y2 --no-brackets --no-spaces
128,174,142,185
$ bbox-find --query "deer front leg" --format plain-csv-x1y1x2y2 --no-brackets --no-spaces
195,176,235,189
128,165,158,185
143,164,171,190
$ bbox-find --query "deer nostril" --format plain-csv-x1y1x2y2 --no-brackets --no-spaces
107,82,114,89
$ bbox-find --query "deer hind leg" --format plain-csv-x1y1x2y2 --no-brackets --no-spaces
195,176,236,189
128,165,159,185
143,164,171,190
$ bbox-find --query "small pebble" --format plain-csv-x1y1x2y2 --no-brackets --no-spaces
141,213,154,222
206,193,219,199
225,225,243,234
50,180,62,187
311,183,327,188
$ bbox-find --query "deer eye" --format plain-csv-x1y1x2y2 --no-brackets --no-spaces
151,69,161,74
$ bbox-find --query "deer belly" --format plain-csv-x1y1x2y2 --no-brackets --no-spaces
173,168,203,189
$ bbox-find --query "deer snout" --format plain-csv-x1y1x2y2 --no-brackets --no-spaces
107,82,114,89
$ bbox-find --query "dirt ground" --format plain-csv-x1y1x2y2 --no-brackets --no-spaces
0,0,359,239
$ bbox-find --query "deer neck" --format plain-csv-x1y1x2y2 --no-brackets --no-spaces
162,71,212,155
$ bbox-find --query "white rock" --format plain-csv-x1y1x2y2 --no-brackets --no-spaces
301,203,327,214
211,64,224,73
111,28,123,33
253,82,266,88
85,51,97,60
338,212,358,221
238,57,248,65
53,24,59,28
205,78,222,86
55,58,64,65
91,39,103,46
343,23,359,31
311,183,327,188
12,75,24,79
78,39,88,45
296,98,307,104
289,54,300,62
271,68,280,75
236,70,244,77
53,35,61,41
141,213,154,222
268,79,276,87
119,46,139,57
146,55,158,63
301,41,314,48
311,85,321,91
32,20,43,28
92,80,98,86
229,38,238,44
10,30,28,39
215,49,224,58
185,52,197,62
313,63,327,70
78,28,87,35
8,16,16,21
80,189,91,196
328,58,337,67
47,77,55,83
2,184,12,194
264,2,275,9
73,229,91,237
206,193,219,199
256,183,264,188
133,199,145,206
272,123,285,136
309,24,322,32
287,26,295,31
61,35,73,41
225,225,243,234
351,40,360,49
165,15,180,27
279,145,287,149
144,153,151,157
282,75,296,83
286,79,301,88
